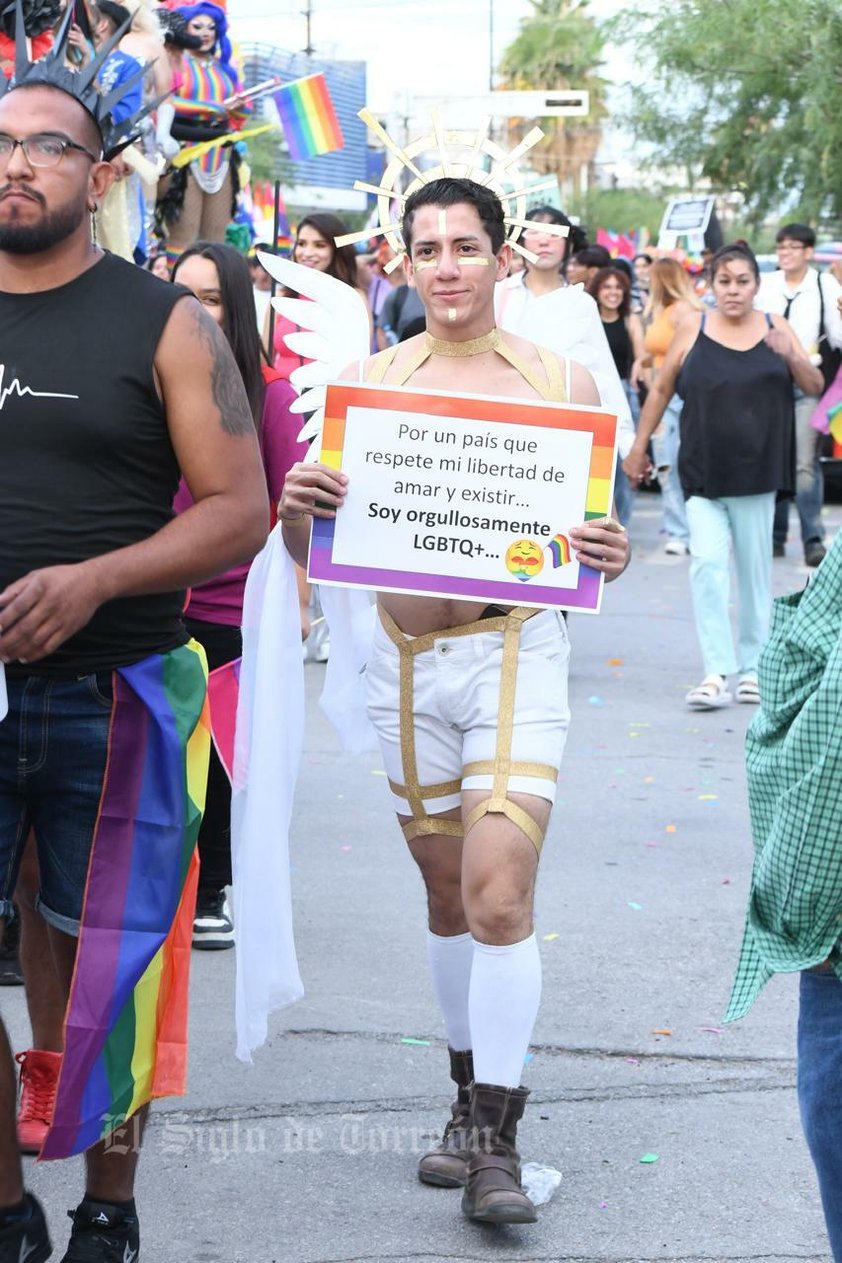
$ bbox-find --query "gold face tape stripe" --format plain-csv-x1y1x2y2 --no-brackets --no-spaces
457,257,491,266
414,259,436,270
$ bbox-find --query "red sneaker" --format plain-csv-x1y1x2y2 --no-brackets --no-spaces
16,1048,61,1154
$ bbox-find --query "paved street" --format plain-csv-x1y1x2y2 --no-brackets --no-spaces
6,497,840,1263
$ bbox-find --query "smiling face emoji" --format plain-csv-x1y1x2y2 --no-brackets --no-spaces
505,538,545,581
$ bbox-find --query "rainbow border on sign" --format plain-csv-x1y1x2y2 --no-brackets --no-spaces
309,383,617,613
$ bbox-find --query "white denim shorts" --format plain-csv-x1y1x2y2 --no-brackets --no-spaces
365,607,571,818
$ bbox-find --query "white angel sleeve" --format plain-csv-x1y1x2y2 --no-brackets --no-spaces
256,254,371,455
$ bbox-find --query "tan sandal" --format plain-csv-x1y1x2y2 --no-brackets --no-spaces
736,676,760,704
685,675,732,709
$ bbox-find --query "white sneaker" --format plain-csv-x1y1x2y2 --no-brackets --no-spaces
664,538,690,556
192,890,234,950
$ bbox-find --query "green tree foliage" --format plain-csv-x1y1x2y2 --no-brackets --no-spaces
613,0,842,226
499,0,608,177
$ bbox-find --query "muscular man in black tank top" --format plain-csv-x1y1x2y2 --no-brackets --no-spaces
0,78,268,1262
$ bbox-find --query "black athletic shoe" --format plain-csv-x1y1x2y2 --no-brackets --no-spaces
60,1200,139,1263
0,1192,52,1263
192,889,234,951
0,907,23,986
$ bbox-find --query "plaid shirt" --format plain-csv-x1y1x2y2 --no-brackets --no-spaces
726,533,842,1022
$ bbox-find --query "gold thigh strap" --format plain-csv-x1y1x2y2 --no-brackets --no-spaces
379,605,549,851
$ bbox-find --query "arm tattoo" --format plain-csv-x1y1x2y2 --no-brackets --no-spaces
189,301,256,437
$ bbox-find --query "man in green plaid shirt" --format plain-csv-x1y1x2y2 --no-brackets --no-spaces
726,532,842,1259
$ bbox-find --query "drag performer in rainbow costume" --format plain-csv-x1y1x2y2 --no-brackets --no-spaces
157,0,249,262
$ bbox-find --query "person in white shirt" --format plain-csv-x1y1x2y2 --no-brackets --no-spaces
494,207,636,522
758,223,842,567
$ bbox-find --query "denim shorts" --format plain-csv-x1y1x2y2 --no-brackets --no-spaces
0,671,113,936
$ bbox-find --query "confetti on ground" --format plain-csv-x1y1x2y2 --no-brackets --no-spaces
599,1200,609,1208
400,1037,430,1046
371,768,386,776
340,845,352,852
651,1028,673,1036
721,878,731,885
665,824,677,833
644,776,656,784
624,1057,640,1065
608,657,624,666
698,794,718,801
588,695,605,706
639,1153,660,1164
701,1026,724,1035
628,901,642,910
645,841,658,848
524,1052,534,1064
542,932,560,941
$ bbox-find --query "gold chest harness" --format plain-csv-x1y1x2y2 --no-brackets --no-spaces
367,330,569,854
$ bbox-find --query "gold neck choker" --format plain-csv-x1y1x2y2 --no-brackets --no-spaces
424,328,502,357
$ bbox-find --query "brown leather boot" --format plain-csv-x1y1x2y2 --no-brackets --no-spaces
417,1048,474,1187
461,1082,537,1223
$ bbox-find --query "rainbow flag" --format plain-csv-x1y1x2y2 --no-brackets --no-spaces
41,642,210,1160
548,533,572,567
272,73,344,160
207,656,241,784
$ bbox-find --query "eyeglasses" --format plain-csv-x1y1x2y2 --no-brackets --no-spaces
0,133,100,168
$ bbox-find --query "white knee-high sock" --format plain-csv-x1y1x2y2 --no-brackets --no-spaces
426,930,474,1051
469,934,542,1088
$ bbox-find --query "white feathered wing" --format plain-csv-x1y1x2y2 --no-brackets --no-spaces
256,253,371,455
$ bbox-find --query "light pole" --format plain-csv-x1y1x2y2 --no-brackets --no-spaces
488,0,494,91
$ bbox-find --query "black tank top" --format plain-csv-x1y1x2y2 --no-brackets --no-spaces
0,253,189,675
601,316,632,382
676,314,794,500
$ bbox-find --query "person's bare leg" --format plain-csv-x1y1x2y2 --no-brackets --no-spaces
460,790,547,945
48,925,146,1201
404,809,466,936
15,833,65,1052
0,994,24,1207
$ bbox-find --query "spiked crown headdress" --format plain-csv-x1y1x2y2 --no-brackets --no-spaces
0,0,155,159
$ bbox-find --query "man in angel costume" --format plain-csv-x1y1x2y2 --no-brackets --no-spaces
0,5,267,1257
273,150,630,1224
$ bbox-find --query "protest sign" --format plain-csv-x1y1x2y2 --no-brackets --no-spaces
309,382,618,612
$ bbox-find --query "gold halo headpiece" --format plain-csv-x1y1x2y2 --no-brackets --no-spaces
335,110,569,273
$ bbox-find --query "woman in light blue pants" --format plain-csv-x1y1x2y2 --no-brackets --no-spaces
623,242,824,708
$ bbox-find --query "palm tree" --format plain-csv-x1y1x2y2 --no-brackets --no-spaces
498,0,608,199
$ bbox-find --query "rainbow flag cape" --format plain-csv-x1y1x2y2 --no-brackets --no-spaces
41,642,210,1160
272,73,344,160
548,533,572,567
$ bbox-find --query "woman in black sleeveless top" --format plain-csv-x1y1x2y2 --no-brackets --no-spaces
588,265,645,526
623,244,823,709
